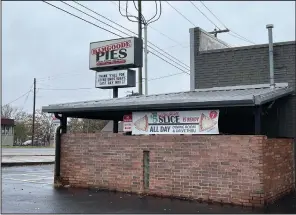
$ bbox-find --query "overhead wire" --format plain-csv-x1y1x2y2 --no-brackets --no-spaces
199,1,227,29
165,1,196,26
109,1,186,48
189,1,219,29
198,1,256,45
42,1,122,37
37,70,188,92
45,1,190,73
37,1,189,82
71,1,189,70
38,1,192,87
4,88,33,106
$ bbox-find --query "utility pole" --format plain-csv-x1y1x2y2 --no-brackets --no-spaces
208,28,230,38
120,0,161,95
144,24,148,95
31,78,36,146
138,0,143,95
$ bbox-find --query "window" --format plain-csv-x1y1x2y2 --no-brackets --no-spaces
6,127,11,135
1,126,12,135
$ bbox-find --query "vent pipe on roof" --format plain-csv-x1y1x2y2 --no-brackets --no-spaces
266,24,275,89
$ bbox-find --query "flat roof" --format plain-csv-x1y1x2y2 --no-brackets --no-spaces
42,83,294,120
1,118,15,126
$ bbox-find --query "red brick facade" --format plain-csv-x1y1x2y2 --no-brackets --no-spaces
263,138,294,203
58,134,295,207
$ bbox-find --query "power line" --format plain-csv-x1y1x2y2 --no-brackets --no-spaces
42,1,122,37
199,1,227,29
189,1,219,29
4,88,32,106
69,1,190,70
149,51,189,74
198,1,256,45
38,87,92,91
228,31,256,45
37,70,188,92
43,1,190,74
148,26,188,48
109,1,186,48
165,1,196,26
18,88,32,113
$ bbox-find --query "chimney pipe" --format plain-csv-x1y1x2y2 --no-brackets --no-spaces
266,24,275,89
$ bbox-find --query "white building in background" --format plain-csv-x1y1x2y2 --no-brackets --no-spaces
1,118,15,146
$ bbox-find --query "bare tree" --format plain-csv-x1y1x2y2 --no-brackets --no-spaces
25,110,54,146
68,118,107,133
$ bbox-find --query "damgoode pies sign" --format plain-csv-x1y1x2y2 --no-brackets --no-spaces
89,37,143,72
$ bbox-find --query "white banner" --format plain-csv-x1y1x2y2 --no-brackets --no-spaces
95,71,127,88
132,110,219,135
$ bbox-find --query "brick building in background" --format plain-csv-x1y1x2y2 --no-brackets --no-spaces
42,25,295,207
190,27,295,138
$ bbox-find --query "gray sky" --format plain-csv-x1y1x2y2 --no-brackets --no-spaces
2,1,295,113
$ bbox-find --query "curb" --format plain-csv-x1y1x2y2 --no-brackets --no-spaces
1,161,55,167
2,155,55,157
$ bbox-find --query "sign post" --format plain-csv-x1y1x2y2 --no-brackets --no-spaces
89,37,143,133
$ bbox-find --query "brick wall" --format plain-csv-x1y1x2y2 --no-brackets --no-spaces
263,138,294,203
58,133,294,207
192,38,296,138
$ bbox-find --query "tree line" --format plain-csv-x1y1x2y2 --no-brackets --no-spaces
1,104,108,146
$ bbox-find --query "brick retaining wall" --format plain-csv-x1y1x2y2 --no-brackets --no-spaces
58,133,294,207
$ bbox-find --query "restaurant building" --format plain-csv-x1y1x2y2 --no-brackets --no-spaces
42,25,295,207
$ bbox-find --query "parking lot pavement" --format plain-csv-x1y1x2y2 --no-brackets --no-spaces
2,165,296,214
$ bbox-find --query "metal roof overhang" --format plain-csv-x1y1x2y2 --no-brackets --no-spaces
42,83,294,120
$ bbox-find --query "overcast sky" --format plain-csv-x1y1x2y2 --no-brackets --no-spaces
2,1,295,113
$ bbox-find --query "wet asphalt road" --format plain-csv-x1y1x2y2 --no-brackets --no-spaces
2,165,296,214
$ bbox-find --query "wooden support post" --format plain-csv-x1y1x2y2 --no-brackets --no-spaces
254,106,262,135
113,87,118,133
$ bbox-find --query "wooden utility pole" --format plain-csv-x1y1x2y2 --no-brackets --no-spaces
138,0,143,95
31,78,36,146
208,28,230,38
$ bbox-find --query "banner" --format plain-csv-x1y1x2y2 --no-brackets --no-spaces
132,110,219,135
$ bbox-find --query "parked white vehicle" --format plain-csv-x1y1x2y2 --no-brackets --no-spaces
21,140,32,146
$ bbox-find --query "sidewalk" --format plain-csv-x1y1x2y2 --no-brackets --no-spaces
1,148,55,166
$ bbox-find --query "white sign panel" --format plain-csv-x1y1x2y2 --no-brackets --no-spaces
132,110,219,135
52,117,60,127
123,114,132,132
96,71,127,88
89,37,142,71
